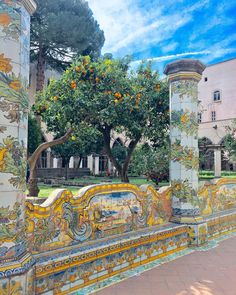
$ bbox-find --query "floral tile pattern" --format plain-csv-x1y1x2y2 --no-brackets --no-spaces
34,224,190,295
2,4,236,294
198,179,236,215
171,139,199,170
171,80,198,102
169,76,200,217
0,1,21,41
0,0,30,269
171,109,198,136
25,184,172,253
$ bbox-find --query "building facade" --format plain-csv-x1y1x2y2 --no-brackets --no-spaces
198,58,236,175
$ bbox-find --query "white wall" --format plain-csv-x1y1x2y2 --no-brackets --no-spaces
198,58,236,144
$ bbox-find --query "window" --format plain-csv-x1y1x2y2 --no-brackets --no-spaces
204,77,208,82
213,90,221,101
211,111,216,121
198,112,202,123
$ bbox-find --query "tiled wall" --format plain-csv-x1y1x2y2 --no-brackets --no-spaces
25,184,172,253
198,178,236,215
23,179,236,294
170,79,200,217
34,224,189,294
25,178,236,255
0,0,30,262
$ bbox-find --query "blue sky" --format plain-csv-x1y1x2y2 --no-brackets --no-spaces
87,0,236,73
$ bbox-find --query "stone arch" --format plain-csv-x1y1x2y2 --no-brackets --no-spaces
198,137,214,171
112,137,124,148
219,136,234,171
198,137,213,146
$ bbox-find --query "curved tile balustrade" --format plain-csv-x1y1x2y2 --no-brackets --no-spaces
25,183,172,253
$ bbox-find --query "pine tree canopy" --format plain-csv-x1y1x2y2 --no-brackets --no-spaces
31,0,105,69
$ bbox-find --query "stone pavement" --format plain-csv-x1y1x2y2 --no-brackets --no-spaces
96,236,236,295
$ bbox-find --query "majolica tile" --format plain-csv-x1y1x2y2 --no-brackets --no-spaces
170,126,181,138
0,40,21,64
20,48,29,71
39,290,53,295
9,274,26,294
0,278,10,294
180,136,196,149
18,126,28,146
20,64,30,85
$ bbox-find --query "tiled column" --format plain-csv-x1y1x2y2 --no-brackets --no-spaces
164,59,208,245
214,148,221,178
0,0,36,293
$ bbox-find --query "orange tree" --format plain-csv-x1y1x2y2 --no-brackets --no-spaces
35,56,169,182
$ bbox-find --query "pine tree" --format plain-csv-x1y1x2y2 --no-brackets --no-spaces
30,0,105,91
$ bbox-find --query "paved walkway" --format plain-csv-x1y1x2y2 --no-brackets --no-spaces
96,236,236,295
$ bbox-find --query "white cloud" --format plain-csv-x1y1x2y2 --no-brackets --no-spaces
87,0,210,55
87,0,146,54
201,48,236,64
161,42,178,53
190,34,236,64
131,50,211,66
189,1,235,43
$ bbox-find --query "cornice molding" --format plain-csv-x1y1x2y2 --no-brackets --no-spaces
168,72,202,83
20,0,37,15
164,59,206,77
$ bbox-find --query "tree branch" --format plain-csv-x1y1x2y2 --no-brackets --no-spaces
28,128,73,178
101,127,122,174
123,135,142,174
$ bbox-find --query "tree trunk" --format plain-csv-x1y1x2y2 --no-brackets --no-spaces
64,158,70,180
101,128,122,177
28,168,40,197
101,126,141,183
28,128,73,196
120,136,141,183
36,46,46,92
120,169,129,182
65,163,68,180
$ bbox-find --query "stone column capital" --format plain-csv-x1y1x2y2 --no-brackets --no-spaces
164,59,206,82
20,0,37,15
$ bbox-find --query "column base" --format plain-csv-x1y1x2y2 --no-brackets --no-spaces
0,252,35,278
0,266,35,295
171,216,208,246
0,252,35,294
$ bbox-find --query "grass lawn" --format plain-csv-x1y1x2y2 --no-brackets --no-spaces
35,177,169,198
199,171,236,180
63,176,160,185
37,185,79,198
32,173,236,198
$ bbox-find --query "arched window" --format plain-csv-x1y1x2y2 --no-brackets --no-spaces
213,90,221,101
198,137,214,170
